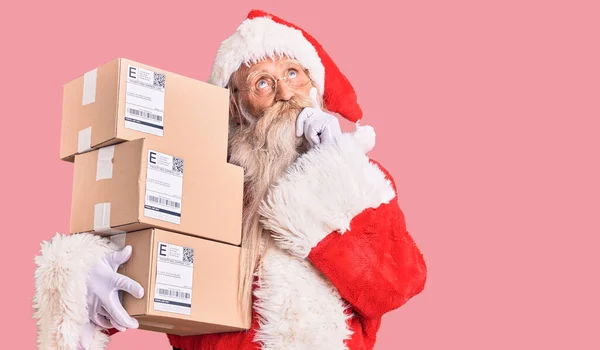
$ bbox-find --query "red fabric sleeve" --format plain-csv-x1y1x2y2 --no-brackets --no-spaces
104,328,119,336
307,160,427,319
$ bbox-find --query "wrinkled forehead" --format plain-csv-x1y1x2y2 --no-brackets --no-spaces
234,56,304,81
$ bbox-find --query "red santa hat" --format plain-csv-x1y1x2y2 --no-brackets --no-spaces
208,9,363,123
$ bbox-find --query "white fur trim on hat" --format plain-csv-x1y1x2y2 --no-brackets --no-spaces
208,16,325,94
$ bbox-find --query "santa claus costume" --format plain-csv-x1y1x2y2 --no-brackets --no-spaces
33,9,427,350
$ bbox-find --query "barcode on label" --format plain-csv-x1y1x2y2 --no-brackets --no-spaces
158,288,190,300
148,195,181,208
128,107,163,121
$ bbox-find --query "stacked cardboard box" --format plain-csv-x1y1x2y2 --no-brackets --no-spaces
60,58,250,335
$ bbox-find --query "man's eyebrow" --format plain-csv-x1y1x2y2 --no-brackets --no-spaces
245,69,269,81
283,59,302,67
248,67,268,74
246,59,303,77
246,64,270,75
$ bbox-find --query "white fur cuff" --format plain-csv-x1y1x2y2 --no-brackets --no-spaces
259,125,396,259
33,233,116,350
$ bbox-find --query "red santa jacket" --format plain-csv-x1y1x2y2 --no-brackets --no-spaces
33,125,426,350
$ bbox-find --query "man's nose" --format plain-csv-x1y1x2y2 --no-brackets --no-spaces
275,80,294,101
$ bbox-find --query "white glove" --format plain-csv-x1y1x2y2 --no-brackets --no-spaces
296,87,342,147
79,245,144,348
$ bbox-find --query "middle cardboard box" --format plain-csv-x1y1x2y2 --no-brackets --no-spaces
70,137,244,246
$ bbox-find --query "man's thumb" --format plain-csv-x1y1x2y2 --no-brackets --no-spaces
109,245,133,268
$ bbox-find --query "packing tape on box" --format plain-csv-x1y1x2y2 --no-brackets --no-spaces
82,68,97,106
96,145,115,181
94,202,111,232
94,202,125,235
78,126,92,153
110,233,126,249
77,67,97,154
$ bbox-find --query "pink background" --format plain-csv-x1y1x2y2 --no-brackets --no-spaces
2,0,599,349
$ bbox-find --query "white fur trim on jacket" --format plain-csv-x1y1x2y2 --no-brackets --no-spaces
259,125,396,259
253,244,354,350
33,232,116,350
208,16,325,93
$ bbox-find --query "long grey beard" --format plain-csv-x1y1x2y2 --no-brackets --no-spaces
228,96,312,214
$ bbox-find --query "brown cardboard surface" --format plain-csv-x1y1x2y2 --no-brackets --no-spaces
71,138,244,246
118,228,251,336
60,58,230,164
70,139,142,234
116,228,153,317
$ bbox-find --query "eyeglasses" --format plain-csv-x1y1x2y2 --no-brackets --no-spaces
236,66,311,99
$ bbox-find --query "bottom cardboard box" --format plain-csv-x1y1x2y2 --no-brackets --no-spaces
114,228,251,336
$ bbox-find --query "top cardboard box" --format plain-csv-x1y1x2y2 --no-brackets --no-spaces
60,58,230,163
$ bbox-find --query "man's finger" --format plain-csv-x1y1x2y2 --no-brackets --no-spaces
105,292,139,329
321,119,339,143
91,312,113,329
296,109,311,137
321,126,333,143
109,317,127,332
309,87,320,109
309,132,321,146
114,274,145,299
306,121,321,146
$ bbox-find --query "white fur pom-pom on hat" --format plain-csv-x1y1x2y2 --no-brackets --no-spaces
352,123,376,153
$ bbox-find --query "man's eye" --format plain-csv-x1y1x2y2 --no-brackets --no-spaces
288,69,298,79
257,80,269,89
